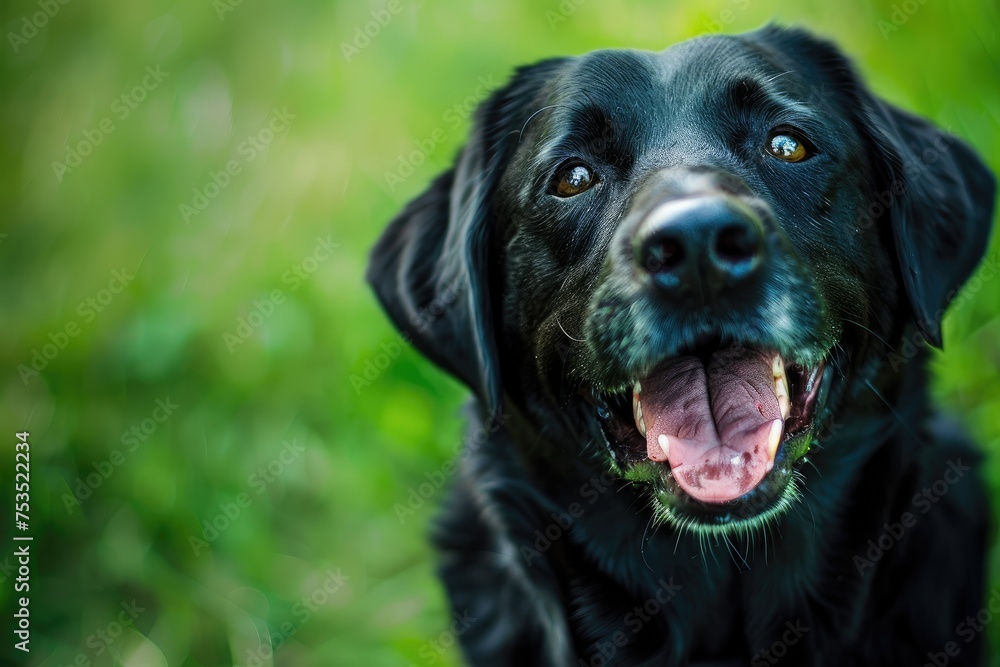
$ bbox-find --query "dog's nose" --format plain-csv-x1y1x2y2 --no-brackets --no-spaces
634,196,765,299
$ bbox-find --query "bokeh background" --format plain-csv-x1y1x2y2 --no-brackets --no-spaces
1,0,998,665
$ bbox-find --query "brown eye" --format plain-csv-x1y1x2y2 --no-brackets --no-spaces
551,162,596,197
766,132,809,162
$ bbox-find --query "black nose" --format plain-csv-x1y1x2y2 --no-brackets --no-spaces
634,196,766,300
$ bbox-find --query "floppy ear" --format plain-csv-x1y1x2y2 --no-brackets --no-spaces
366,61,565,413
756,26,997,347
862,101,996,346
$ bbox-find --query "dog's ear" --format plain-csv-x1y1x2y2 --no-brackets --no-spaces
366,61,565,413
755,26,996,347
862,100,996,347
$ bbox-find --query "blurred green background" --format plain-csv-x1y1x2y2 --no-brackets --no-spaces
0,0,998,665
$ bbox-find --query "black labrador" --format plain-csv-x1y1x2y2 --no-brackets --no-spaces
368,26,996,666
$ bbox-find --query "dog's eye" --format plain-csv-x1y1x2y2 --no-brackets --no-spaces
550,161,596,197
766,132,810,162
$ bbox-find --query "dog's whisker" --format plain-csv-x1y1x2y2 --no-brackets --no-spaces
789,480,818,538
830,343,851,379
803,456,823,478
862,378,918,440
623,489,650,513
556,317,586,343
843,318,896,352
762,518,770,565
641,514,657,574
673,521,685,555
803,490,820,537
724,531,743,571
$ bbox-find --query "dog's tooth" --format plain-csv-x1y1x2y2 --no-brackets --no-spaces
632,391,647,438
635,399,647,437
773,356,790,420
774,374,788,399
633,380,641,395
767,419,783,460
657,434,669,458
775,375,790,420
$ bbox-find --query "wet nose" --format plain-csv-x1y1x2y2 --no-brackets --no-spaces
634,196,766,300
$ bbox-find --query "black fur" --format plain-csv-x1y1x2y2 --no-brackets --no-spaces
368,26,996,666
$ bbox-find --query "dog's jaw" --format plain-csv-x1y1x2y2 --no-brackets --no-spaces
584,344,833,535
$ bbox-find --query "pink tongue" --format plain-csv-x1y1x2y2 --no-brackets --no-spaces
643,348,782,503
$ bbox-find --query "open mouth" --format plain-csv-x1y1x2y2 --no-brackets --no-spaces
587,345,826,526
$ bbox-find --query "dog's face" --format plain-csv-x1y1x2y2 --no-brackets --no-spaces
498,37,880,529
369,27,994,534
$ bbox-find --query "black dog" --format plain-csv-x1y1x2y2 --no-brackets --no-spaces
368,26,996,666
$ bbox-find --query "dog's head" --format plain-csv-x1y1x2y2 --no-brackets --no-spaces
368,26,995,533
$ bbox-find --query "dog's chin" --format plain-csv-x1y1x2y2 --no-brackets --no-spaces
583,343,831,535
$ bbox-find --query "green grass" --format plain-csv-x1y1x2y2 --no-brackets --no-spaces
1,0,998,664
